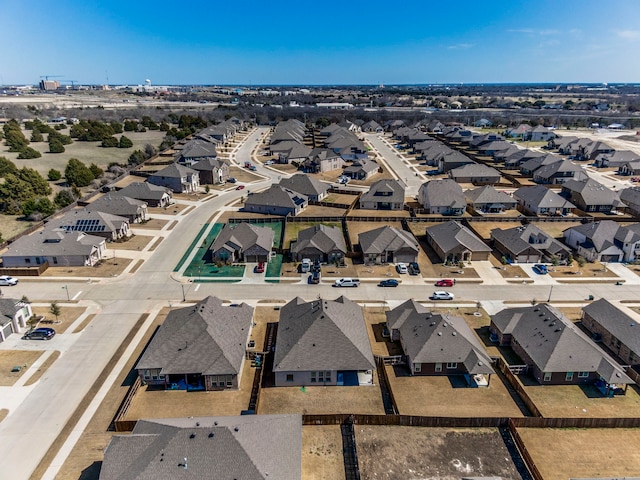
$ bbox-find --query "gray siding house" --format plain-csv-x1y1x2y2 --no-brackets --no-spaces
491,224,571,263
279,174,330,202
243,185,308,216
513,185,576,216
290,224,346,262
425,221,491,262
148,163,200,193
115,182,172,208
359,179,405,211
358,226,419,264
210,223,275,263
135,296,254,390
273,296,375,387
464,186,517,213
86,195,148,224
418,179,466,215
0,298,32,343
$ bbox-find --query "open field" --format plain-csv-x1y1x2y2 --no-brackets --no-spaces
356,426,522,480
0,215,37,242
109,235,154,251
0,350,44,386
0,129,166,177
41,258,132,277
346,221,403,247
229,166,264,183
31,305,86,334
131,218,169,230
518,427,640,480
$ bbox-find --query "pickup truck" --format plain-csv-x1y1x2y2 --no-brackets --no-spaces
333,278,360,287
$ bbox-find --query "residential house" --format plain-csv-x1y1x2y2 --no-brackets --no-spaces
277,143,313,164
148,163,200,193
99,415,302,480
519,154,561,176
476,140,512,156
359,179,405,210
0,298,32,343
561,178,623,213
279,174,329,202
532,159,588,184
448,164,501,185
417,179,466,215
563,220,640,262
358,226,419,264
175,139,217,166
427,120,445,133
582,299,640,368
386,299,494,383
361,120,383,133
619,160,640,176
290,224,346,263
135,296,253,390
469,133,505,149
528,125,557,142
343,158,379,180
2,228,106,267
620,187,640,216
505,124,532,139
425,221,491,262
490,304,632,393
47,210,130,241
302,148,344,173
594,150,640,168
273,296,375,387
438,150,475,173
548,135,579,154
513,185,576,216
86,195,148,224
465,186,517,213
582,141,615,161
191,158,229,185
115,182,172,208
210,223,275,263
243,185,308,216
491,224,571,263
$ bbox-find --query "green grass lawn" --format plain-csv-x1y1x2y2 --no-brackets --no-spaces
265,254,283,279
282,221,340,249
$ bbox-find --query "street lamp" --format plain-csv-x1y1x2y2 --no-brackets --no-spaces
181,284,187,302
62,285,70,301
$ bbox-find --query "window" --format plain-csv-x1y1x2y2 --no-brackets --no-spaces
143,370,150,380
543,372,552,382
318,371,324,382
566,372,574,381
435,363,442,372
286,374,294,382
446,362,458,369
578,371,589,378
226,375,233,386
414,363,421,373
325,371,331,382
311,371,316,383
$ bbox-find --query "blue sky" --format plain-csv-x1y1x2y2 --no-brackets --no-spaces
2,0,639,85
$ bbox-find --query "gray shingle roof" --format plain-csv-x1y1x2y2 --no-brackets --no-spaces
278,174,330,198
291,224,346,256
4,228,105,257
116,182,171,201
360,179,405,205
386,300,494,374
419,179,466,209
152,163,197,179
191,157,227,173
564,220,626,252
491,304,632,383
274,296,375,372
513,185,576,209
46,210,129,235
562,179,623,207
210,223,274,256
244,185,308,211
136,296,253,376
583,299,640,356
0,298,22,325
358,226,419,255
449,163,501,179
491,224,570,257
87,195,147,218
426,221,491,254
464,186,515,206
100,414,301,480
177,139,218,159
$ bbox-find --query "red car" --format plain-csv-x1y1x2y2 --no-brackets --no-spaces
254,262,265,273
236,185,245,190
435,279,454,287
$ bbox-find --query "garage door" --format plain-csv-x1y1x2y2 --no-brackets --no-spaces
1,322,14,342
601,255,620,262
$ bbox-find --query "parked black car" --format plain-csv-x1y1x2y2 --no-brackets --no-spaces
408,262,421,275
23,327,56,340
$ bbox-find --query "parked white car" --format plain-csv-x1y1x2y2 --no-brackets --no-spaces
395,263,408,274
430,291,454,300
333,278,360,287
0,275,18,286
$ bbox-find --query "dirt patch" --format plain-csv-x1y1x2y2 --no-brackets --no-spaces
73,314,96,333
229,166,264,183
0,350,44,386
534,221,584,239
519,428,640,480
0,409,8,423
489,253,529,279
110,235,153,251
148,204,188,215
548,261,619,279
347,221,403,247
31,306,85,334
303,205,348,217
133,218,169,230
40,258,132,278
24,351,60,386
356,426,522,480
303,426,345,480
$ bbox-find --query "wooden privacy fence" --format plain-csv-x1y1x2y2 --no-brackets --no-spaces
111,376,142,432
494,357,543,418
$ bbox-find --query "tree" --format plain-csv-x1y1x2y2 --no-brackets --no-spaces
118,135,133,148
110,121,123,134
65,158,94,187
0,157,18,177
123,120,138,132
22,197,55,219
48,130,72,145
48,168,62,181
128,150,146,166
17,147,42,159
49,138,65,153
5,129,29,152
19,167,52,196
54,189,77,208
144,143,158,158
49,301,61,322
89,163,104,178
30,130,44,142
101,136,118,148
